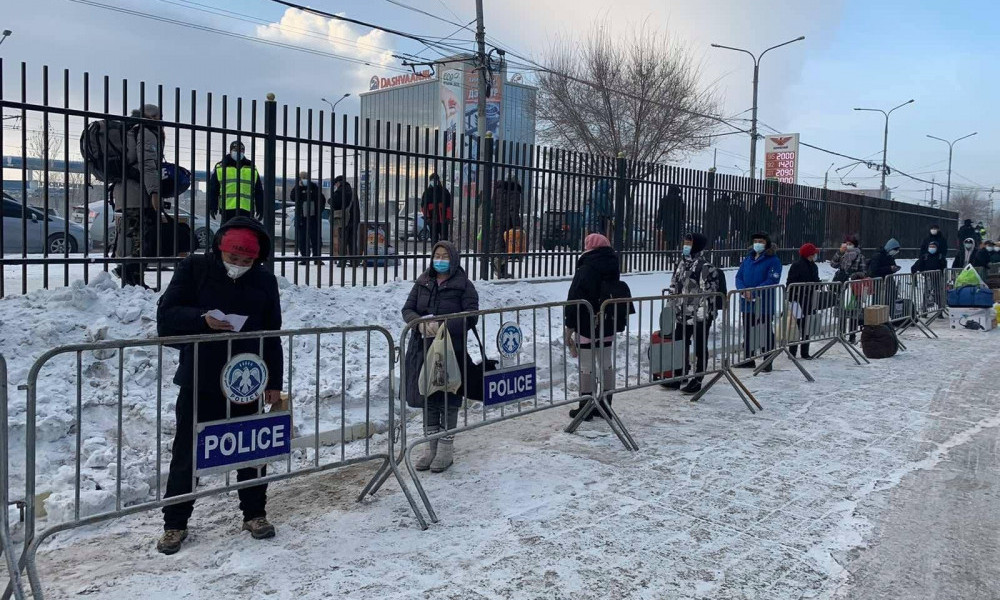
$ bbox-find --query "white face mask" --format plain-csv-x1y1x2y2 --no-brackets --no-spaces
965,243,975,250
845,244,855,251
223,261,252,280
930,229,939,235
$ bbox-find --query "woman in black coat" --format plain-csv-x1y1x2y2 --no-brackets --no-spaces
786,243,821,359
563,234,620,421
402,241,479,473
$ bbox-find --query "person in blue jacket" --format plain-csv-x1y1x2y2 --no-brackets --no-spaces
734,232,783,370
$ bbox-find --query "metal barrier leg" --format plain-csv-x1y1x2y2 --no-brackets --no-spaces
722,369,762,413
358,454,428,530
780,348,815,382
688,372,722,404
403,440,439,525
564,395,638,452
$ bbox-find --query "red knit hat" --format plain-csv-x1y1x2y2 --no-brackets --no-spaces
799,243,818,258
219,228,260,258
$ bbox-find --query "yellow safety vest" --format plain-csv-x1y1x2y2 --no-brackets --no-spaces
216,164,258,212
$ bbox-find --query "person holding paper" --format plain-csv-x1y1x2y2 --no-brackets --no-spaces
155,216,283,554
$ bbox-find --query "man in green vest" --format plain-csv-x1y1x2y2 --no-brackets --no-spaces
208,140,264,223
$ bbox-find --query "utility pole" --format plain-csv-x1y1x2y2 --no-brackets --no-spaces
854,99,914,192
475,0,487,140
926,131,977,208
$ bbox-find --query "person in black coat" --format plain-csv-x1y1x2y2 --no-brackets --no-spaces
402,241,479,473
330,175,361,265
288,171,326,263
564,234,620,420
952,237,986,269
786,243,821,359
919,224,949,259
420,173,454,243
655,184,685,250
957,219,981,247
911,240,948,273
868,238,901,278
155,216,283,554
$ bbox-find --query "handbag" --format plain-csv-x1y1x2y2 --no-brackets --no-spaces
458,329,499,402
418,327,462,397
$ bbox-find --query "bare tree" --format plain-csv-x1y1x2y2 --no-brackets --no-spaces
950,190,990,224
536,22,721,172
27,119,64,184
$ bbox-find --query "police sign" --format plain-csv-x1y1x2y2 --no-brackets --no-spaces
496,321,523,360
195,412,292,476
221,353,268,405
483,364,536,406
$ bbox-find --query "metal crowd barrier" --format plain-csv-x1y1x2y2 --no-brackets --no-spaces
0,355,26,600
786,281,869,366
584,292,762,416
721,284,814,381
399,300,632,524
16,326,422,599
838,277,910,351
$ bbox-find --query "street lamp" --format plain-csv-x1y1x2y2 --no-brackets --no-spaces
926,131,977,208
321,93,350,113
823,162,835,188
0,30,12,47
711,35,805,178
853,99,914,193
321,93,351,178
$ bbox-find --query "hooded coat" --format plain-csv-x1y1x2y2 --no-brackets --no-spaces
786,255,821,315
329,180,361,228
402,241,480,408
952,238,985,269
655,185,685,248
957,220,981,247
669,233,724,318
735,235,782,315
420,181,453,224
207,153,265,218
868,239,900,278
911,251,948,273
157,216,283,392
564,245,620,338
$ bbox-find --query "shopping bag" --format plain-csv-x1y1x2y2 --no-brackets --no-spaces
955,264,986,289
418,326,462,396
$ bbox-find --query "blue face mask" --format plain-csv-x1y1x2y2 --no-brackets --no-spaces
432,259,450,274
682,245,692,256
752,242,765,254
928,247,937,254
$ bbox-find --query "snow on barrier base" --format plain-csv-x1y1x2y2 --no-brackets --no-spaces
15,326,423,600
0,354,27,600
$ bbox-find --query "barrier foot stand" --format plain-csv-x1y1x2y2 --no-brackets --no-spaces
2,548,29,600
841,339,870,364
404,442,438,526
689,372,722,404
782,348,815,382
355,454,427,530
723,369,763,413
752,349,812,383
811,339,838,361
565,396,638,452
359,457,391,499
0,545,25,600
24,538,44,600
913,318,938,339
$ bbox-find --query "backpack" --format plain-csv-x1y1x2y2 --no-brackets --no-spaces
599,279,635,333
860,324,899,359
80,120,141,184
710,264,727,311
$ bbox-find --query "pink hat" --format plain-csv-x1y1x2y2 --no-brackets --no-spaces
584,233,612,252
219,228,260,258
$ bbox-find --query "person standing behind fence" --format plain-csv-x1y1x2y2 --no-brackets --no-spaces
786,243,821,360
489,176,523,279
989,241,1000,264
402,241,479,473
952,237,983,269
289,171,325,265
113,104,164,289
563,234,620,419
655,184,685,251
911,240,947,273
957,219,981,247
734,232,782,371
664,232,723,394
155,217,283,555
330,175,361,267
831,235,867,282
421,173,453,243
208,141,264,223
919,224,949,259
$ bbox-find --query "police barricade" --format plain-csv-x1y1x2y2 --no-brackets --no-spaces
839,277,908,351
881,272,930,337
910,270,944,337
577,292,762,417
0,355,26,600
721,284,814,382
786,282,869,365
399,301,633,525
15,326,422,599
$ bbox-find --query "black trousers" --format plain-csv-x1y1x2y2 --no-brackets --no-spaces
794,316,811,356
673,318,712,383
162,387,267,530
339,224,359,257
296,215,321,257
430,220,452,243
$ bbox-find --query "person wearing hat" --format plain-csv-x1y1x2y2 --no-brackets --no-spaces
734,232,782,370
911,240,948,273
329,174,361,266
420,172,454,243
208,140,265,223
830,235,867,283
957,219,981,247
919,224,948,260
155,216,283,554
952,236,985,269
289,170,326,265
786,243,822,360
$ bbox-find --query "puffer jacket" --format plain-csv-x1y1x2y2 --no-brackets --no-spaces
735,244,782,315
786,256,821,315
669,233,723,319
402,241,479,407
564,245,620,338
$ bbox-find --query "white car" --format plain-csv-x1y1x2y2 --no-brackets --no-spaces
3,193,88,254
73,201,219,250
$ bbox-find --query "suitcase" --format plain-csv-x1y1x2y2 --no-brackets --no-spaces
648,305,686,382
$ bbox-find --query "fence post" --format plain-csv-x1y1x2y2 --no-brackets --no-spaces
263,93,277,274
613,152,627,261
821,185,830,249
479,132,494,281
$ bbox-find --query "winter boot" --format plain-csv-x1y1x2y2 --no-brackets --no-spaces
680,379,702,395
734,360,756,369
762,361,773,373
430,437,454,473
414,427,440,471
242,517,276,540
788,346,798,358
800,343,812,360
156,529,188,555
568,400,594,421
661,379,683,390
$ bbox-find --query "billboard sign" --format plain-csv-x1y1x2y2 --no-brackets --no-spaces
764,134,800,184
369,70,433,92
439,69,464,154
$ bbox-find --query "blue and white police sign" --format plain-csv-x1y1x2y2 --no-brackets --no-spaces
496,321,523,360
196,412,292,476
483,364,536,406
220,353,269,405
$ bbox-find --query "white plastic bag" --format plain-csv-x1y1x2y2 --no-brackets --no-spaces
418,325,462,396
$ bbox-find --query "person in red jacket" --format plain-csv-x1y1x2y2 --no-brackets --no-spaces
420,173,453,243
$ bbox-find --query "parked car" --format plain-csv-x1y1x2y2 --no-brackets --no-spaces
3,193,88,254
73,201,218,250
397,207,430,242
279,206,333,247
540,210,584,251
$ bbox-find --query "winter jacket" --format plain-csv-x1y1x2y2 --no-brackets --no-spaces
113,124,162,210
207,154,265,218
420,183,453,223
952,244,985,269
919,232,949,258
402,241,479,408
490,179,523,251
831,248,867,282
564,246,621,338
786,256,821,315
957,223,981,247
157,217,283,393
748,196,776,240
735,246,782,315
991,250,1000,264
655,185,685,248
289,181,326,219
668,233,723,319
911,252,947,273
329,182,361,228
867,249,899,279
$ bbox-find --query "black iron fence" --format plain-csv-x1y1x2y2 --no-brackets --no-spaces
0,60,957,296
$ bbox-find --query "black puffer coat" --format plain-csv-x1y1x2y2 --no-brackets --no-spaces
564,246,620,338
786,256,821,315
402,241,480,407
157,216,283,392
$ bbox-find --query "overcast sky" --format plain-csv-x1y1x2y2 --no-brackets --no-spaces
2,0,997,206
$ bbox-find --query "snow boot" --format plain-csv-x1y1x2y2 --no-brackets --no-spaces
568,400,595,421
734,360,756,369
680,380,702,395
430,437,454,473
156,529,188,555
414,427,440,471
242,517,276,540
800,343,812,360
661,379,683,390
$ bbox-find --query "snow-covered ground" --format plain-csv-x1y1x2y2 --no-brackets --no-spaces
8,257,992,600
